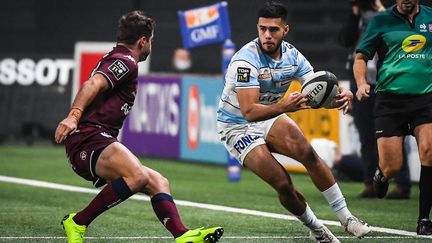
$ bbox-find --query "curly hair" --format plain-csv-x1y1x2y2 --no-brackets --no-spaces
117,10,156,44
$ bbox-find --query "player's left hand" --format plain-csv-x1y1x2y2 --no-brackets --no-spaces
332,87,353,114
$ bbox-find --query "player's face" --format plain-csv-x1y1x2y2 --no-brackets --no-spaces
396,0,418,15
139,32,153,62
257,17,288,57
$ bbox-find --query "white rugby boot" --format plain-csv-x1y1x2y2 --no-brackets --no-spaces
309,225,340,243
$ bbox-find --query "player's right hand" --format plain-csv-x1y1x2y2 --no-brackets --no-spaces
356,83,370,101
54,117,77,144
281,91,310,112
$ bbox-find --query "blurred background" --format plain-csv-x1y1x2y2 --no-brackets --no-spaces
0,0,431,176
0,0,355,144
2,1,432,240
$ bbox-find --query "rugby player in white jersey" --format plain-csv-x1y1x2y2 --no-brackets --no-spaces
217,2,370,242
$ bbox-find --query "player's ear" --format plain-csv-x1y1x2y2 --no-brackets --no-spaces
138,36,147,47
284,24,289,36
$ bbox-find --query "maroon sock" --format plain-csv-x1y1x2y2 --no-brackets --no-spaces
73,177,133,226
151,193,188,238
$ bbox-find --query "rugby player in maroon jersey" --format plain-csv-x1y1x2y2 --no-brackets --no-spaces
55,10,223,243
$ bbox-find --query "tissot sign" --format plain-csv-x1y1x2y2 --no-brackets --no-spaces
0,58,73,86
0,56,74,140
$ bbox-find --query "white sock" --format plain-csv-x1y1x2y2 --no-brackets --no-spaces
295,203,324,230
322,183,352,225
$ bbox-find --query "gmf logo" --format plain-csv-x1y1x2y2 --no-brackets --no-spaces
402,35,426,52
187,85,200,149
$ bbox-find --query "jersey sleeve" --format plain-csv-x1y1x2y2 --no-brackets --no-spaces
356,16,380,60
229,60,259,89
94,56,137,89
294,49,314,85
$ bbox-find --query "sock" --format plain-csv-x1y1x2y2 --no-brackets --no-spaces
295,203,324,230
376,167,388,181
321,183,352,225
419,165,432,221
151,193,188,238
74,177,133,226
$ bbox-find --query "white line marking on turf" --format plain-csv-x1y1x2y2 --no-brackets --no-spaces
1,175,431,239
0,236,426,240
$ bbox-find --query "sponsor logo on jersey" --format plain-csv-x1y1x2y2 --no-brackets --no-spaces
258,68,271,81
237,67,250,82
108,59,129,80
401,34,426,52
233,135,259,153
420,23,427,32
259,93,283,104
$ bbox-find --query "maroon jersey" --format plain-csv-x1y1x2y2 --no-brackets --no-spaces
79,45,138,138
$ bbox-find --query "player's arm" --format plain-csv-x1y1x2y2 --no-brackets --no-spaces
237,88,308,122
54,73,109,143
353,52,371,101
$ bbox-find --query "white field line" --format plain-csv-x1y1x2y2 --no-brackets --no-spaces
0,236,426,240
0,175,431,239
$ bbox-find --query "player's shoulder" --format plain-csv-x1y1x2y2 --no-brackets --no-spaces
231,39,260,66
374,7,402,23
420,5,432,14
106,45,138,69
281,41,299,54
281,40,302,61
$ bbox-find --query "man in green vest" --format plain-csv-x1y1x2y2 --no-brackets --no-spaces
353,0,432,235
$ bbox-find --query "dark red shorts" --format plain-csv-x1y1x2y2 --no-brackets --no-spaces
65,126,117,187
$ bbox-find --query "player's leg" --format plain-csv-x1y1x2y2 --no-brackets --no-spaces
218,118,337,242
245,145,307,215
266,115,370,237
67,142,222,242
373,110,409,199
414,123,432,235
243,145,339,243
376,137,404,178
352,87,378,198
97,142,223,242
266,115,335,191
373,136,404,199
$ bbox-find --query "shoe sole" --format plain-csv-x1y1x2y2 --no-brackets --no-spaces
204,227,224,243
356,229,371,239
61,214,69,230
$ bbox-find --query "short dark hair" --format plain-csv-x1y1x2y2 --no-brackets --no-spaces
117,10,156,45
257,1,288,23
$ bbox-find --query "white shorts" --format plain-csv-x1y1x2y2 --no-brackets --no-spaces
217,114,283,164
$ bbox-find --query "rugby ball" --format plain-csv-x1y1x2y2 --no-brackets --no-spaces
301,71,339,108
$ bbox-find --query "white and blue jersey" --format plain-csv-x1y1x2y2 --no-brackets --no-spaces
217,38,314,124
